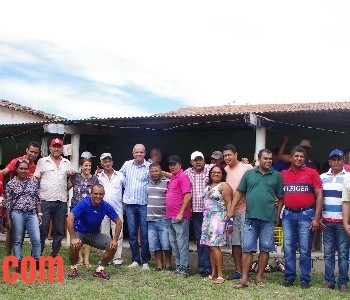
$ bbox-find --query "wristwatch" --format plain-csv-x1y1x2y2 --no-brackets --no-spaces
37,213,43,216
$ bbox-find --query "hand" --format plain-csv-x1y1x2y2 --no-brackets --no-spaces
68,169,77,176
38,215,43,225
71,238,82,249
344,224,350,237
283,135,291,144
5,219,11,231
95,166,103,175
175,213,183,223
274,198,279,207
241,158,249,164
309,217,322,231
107,240,118,250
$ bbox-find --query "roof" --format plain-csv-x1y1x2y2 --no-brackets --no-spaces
0,99,66,122
157,101,350,116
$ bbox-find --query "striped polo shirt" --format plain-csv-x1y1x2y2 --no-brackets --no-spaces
120,159,151,205
321,168,347,222
146,176,169,221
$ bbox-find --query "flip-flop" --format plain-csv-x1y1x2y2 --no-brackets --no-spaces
256,280,266,288
84,263,92,268
203,275,215,281
234,282,249,289
77,262,84,267
215,277,225,284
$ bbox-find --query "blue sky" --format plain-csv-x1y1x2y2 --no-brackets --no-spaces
1,1,350,119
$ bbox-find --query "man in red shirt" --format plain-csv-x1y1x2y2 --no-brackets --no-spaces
278,146,323,289
0,141,40,178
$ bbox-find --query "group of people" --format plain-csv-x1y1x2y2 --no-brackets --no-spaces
1,138,350,293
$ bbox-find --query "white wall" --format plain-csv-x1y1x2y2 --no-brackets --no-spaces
0,107,48,124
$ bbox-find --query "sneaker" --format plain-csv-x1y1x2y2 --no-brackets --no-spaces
142,263,150,270
67,268,78,279
177,271,189,278
281,280,294,287
128,261,140,268
300,282,310,289
339,284,348,293
93,269,111,280
321,282,335,289
112,259,123,266
226,271,242,280
199,271,211,278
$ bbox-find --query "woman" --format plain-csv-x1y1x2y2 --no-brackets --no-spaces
5,159,42,270
68,156,99,267
200,164,233,284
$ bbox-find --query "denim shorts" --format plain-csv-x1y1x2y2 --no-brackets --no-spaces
75,231,112,250
148,219,171,252
242,218,275,252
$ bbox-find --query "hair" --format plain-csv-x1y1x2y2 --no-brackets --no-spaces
343,149,350,164
91,184,105,193
258,149,272,159
27,141,40,149
290,146,306,156
223,144,237,153
80,157,92,166
149,162,161,169
207,164,227,185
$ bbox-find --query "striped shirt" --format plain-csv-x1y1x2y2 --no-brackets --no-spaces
120,159,150,205
321,168,347,222
147,176,169,221
184,164,214,212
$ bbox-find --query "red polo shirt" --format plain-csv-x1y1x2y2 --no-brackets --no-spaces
0,174,3,194
5,155,37,177
281,165,322,209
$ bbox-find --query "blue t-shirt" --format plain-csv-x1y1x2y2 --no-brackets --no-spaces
71,197,118,233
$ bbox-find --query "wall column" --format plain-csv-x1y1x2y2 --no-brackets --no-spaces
254,127,266,162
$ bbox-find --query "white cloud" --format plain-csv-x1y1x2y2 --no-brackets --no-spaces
0,0,350,118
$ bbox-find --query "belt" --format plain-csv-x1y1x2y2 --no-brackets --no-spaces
285,205,315,213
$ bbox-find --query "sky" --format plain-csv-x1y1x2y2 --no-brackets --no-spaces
1,0,350,119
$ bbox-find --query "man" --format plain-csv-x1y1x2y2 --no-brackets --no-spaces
97,153,125,266
210,150,225,167
67,184,122,279
321,149,349,292
278,146,323,289
223,144,253,280
34,138,75,257
184,151,212,277
0,141,40,178
120,144,151,269
229,149,283,288
147,162,172,271
148,148,163,164
166,155,192,277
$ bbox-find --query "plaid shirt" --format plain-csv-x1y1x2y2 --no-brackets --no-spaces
184,164,214,212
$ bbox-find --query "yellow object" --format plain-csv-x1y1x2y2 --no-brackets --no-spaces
274,226,283,246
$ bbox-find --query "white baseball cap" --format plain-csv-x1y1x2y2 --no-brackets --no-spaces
81,151,95,159
100,153,113,160
190,151,204,161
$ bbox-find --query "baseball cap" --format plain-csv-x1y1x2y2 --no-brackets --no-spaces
81,151,95,159
50,138,63,147
190,151,204,161
211,151,223,160
329,149,343,159
168,155,182,164
100,153,112,160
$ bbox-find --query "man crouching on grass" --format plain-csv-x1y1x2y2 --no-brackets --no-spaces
66,184,122,279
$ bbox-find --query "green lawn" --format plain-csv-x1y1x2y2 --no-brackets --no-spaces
0,244,348,300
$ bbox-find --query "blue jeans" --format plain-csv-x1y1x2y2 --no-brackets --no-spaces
11,210,41,261
192,212,211,274
125,204,150,264
282,208,314,283
168,218,190,274
242,219,275,252
148,219,171,252
323,221,349,286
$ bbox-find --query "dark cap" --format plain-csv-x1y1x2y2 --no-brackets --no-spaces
329,149,343,159
168,155,182,164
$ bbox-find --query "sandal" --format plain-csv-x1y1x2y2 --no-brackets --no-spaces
84,263,92,268
203,275,215,281
215,277,225,284
234,282,249,289
77,262,84,267
256,280,266,288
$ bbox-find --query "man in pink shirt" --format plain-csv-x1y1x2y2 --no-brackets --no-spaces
166,155,192,277
223,144,253,280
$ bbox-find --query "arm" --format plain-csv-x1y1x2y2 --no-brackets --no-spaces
226,190,243,219
162,171,173,178
277,136,291,163
310,187,324,231
0,167,11,177
66,213,81,248
67,177,73,190
36,203,42,225
343,201,350,236
109,217,122,250
175,192,192,222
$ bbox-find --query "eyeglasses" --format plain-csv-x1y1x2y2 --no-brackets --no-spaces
18,158,29,164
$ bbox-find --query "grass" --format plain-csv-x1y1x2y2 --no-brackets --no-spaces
0,243,349,300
